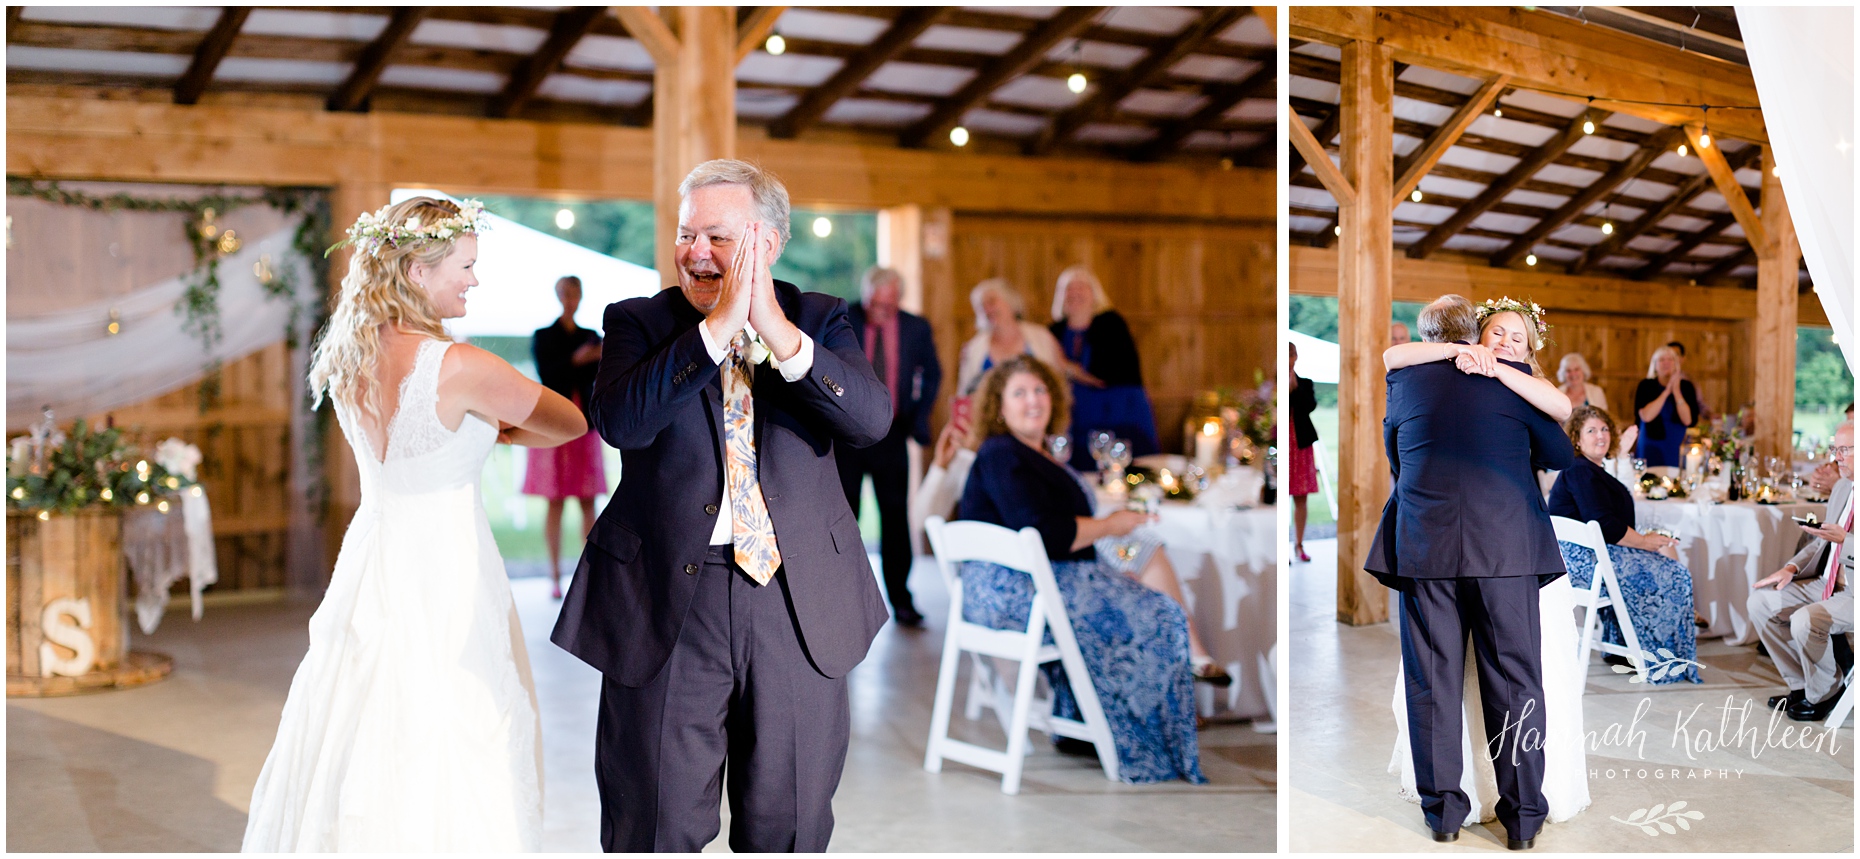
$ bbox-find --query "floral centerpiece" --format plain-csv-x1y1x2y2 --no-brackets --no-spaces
1704,414,1749,465
7,409,199,517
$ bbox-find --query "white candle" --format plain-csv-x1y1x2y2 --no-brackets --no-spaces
1195,420,1221,469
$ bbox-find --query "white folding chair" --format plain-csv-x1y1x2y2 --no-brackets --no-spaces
1825,664,1856,730
1552,516,1649,685
922,516,1119,793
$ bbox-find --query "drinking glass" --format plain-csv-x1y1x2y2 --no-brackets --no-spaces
1630,457,1646,475
1107,439,1133,474
1089,431,1114,471
1048,434,1070,463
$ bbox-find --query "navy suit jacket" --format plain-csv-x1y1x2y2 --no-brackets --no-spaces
551,280,893,687
1366,358,1575,585
847,305,941,446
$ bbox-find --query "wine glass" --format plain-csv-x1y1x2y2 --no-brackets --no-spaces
1107,438,1133,475
1089,430,1114,471
1630,456,1646,476
1047,434,1070,463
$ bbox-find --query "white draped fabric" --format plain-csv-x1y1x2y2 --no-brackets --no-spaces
5,226,310,429
1738,6,1856,373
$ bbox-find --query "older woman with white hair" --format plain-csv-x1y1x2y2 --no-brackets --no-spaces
1633,344,1699,468
953,278,1063,429
1555,352,1608,413
1046,265,1161,469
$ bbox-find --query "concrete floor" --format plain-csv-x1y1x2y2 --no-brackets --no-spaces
8,553,1273,852
1288,538,1854,852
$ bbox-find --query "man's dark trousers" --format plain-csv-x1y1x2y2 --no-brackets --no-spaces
594,546,850,852
1398,575,1549,841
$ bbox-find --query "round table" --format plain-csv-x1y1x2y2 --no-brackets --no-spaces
1634,497,1820,644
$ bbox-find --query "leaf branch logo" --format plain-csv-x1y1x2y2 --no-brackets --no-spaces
1610,648,1705,684
1611,801,1704,836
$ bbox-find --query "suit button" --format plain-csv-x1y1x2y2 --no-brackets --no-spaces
704,504,719,515
685,563,698,575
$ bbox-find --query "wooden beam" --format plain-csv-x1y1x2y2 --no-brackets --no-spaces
327,7,428,113
1633,212,1738,280
1391,74,1508,209
1288,108,1337,177
1492,125,1685,268
735,6,787,63
1252,5,1275,34
6,95,1269,220
612,6,679,67
1289,107,1354,206
1753,147,1801,461
768,7,947,140
1131,69,1273,162
649,6,736,285
1335,38,1393,627
1290,6,1767,144
1407,110,1600,259
173,7,249,105
488,5,606,119
6,6,24,38
1289,245,1830,327
898,6,1102,149
1025,6,1245,156
1690,124,1767,251
1568,145,1761,275
1701,246,1756,284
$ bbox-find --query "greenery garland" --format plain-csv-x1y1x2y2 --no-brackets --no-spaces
6,178,335,518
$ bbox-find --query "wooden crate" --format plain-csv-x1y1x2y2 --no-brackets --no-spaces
7,508,129,677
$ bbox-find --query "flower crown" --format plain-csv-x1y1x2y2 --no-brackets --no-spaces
1476,296,1550,350
327,198,489,258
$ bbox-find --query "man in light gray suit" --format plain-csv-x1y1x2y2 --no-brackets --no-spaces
1750,419,1854,722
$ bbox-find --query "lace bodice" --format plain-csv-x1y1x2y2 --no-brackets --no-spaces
336,338,499,498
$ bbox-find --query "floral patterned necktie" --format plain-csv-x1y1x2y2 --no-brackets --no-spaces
724,331,781,585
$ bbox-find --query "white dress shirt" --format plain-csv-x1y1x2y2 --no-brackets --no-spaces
697,322,815,545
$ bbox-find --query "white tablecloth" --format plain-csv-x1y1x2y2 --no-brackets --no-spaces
1634,498,1818,644
1141,501,1277,723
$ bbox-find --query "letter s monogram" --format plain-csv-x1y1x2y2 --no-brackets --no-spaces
39,597,96,678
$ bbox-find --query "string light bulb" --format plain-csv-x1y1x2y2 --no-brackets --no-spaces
765,33,785,55
1410,189,1424,203
1601,221,1614,235
1525,253,1539,266
1333,225,1342,237
1697,130,1711,149
1067,72,1087,94
1493,106,1503,118
1582,117,1595,135
949,126,969,147
555,208,575,230
1677,142,1688,157
812,216,832,238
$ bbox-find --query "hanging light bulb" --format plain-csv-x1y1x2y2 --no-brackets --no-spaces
812,216,832,238
765,33,786,55
1601,221,1615,235
1067,72,1087,94
555,208,575,230
1772,164,1783,178
1525,253,1539,266
1697,130,1711,149
1410,189,1423,203
1333,225,1342,237
1493,106,1503,118
949,126,969,147
1582,117,1595,135
1677,142,1688,157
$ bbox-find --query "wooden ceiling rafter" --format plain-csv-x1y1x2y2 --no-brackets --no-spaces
897,5,1104,149
1491,124,1687,268
327,6,428,112
1133,64,1273,162
1632,211,1739,280
1406,109,1604,260
173,6,250,105
1391,73,1508,209
488,4,606,119
734,6,787,63
766,6,948,140
1025,5,1246,157
1568,144,1762,275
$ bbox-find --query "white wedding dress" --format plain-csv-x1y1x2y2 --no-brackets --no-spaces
243,339,543,852
1389,575,1591,826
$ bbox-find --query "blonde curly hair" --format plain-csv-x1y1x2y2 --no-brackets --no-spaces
308,197,465,417
966,354,1070,447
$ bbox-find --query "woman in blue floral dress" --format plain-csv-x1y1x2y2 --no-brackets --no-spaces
1547,405,1702,684
956,355,1206,784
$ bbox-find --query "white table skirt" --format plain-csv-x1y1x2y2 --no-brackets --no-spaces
1144,502,1276,722
1633,498,1818,644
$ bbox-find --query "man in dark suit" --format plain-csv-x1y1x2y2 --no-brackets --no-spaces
837,265,941,626
552,160,892,852
1366,294,1574,850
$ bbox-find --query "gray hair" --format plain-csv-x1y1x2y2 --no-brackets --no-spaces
1416,294,1477,344
969,278,1025,333
861,265,903,304
678,159,792,249
1050,264,1111,321
1645,345,1680,379
1556,351,1593,385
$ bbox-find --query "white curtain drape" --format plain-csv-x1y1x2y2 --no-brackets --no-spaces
1738,6,1856,374
6,226,310,429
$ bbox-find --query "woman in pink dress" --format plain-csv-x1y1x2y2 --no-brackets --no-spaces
1288,341,1320,562
525,275,607,598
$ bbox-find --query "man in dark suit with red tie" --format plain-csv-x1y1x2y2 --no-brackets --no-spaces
1367,294,1574,851
838,265,941,626
552,160,892,852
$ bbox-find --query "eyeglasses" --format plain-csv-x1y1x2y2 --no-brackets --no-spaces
1833,446,1855,457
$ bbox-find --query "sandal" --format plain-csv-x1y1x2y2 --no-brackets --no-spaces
1295,545,1311,563
1191,658,1234,687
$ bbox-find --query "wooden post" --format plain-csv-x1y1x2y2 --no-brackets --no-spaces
1336,40,1394,626
1753,148,1800,462
320,178,390,591
877,204,925,314
630,6,737,288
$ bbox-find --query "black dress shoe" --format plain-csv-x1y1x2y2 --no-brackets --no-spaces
893,607,925,628
1428,829,1458,843
1507,836,1535,850
1787,685,1845,722
1769,689,1807,711
1053,737,1097,756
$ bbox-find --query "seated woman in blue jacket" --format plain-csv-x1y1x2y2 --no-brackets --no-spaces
1546,405,1701,684
957,354,1207,784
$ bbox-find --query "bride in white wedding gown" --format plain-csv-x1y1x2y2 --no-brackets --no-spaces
243,198,587,852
